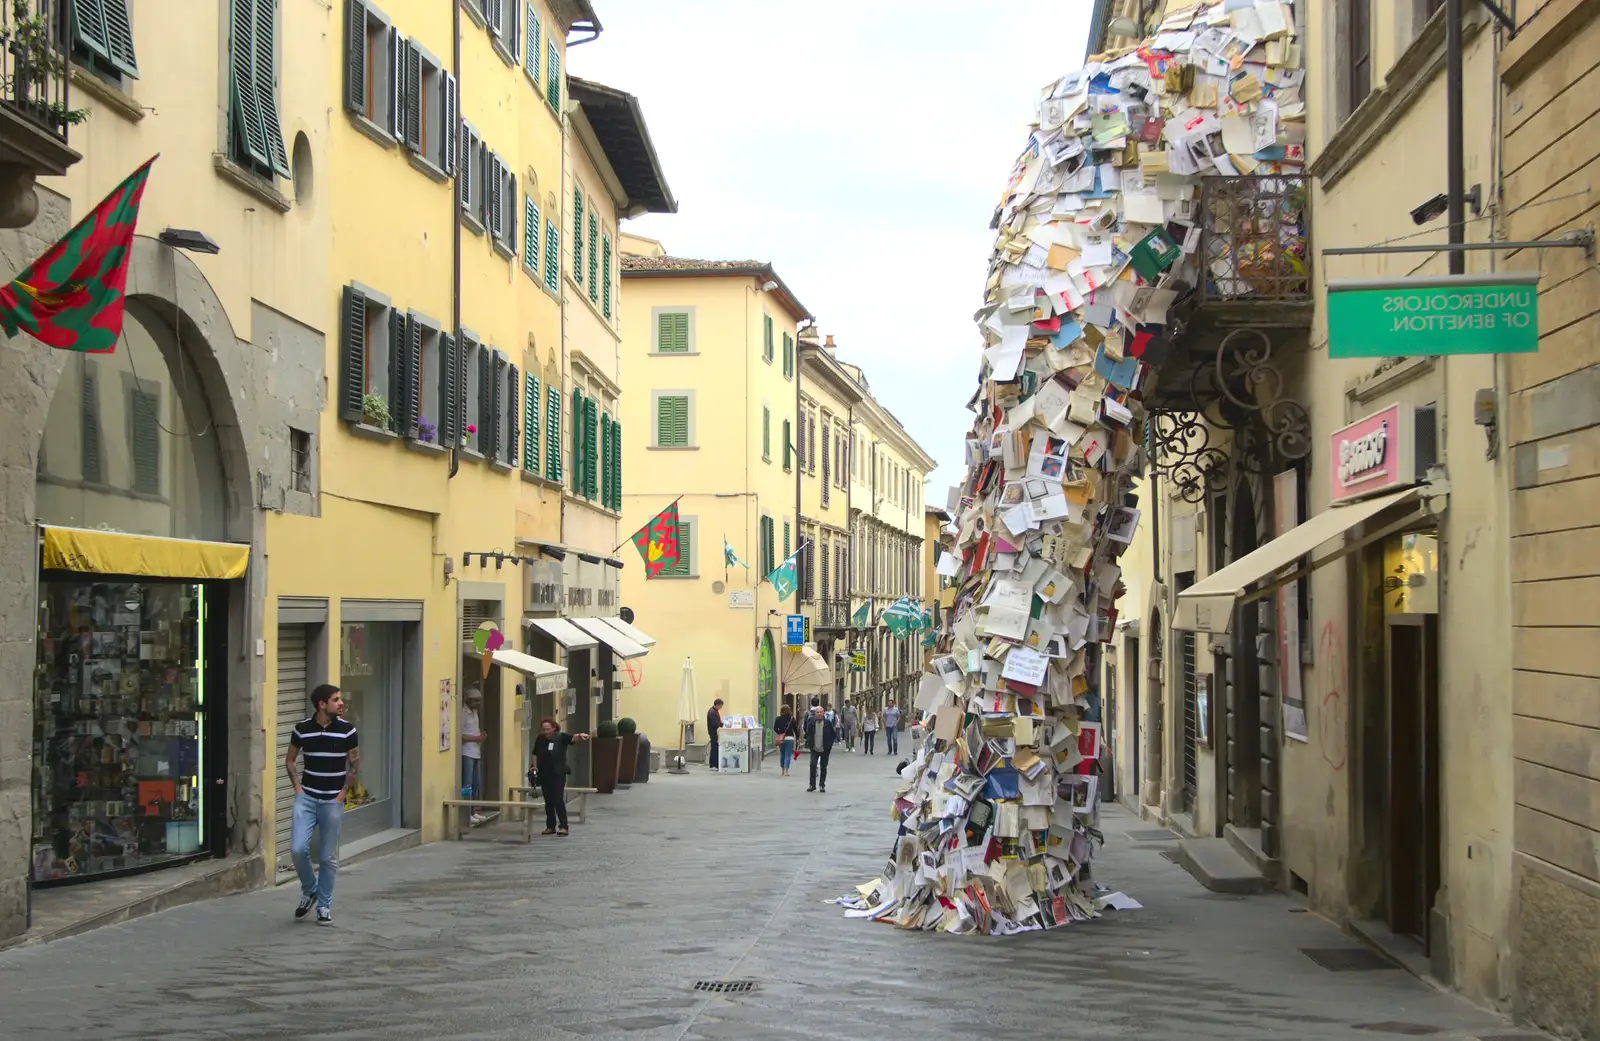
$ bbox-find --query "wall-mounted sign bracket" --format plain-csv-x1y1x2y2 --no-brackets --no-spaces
1323,227,1594,261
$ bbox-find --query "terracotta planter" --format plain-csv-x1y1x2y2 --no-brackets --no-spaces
617,734,639,785
591,737,622,794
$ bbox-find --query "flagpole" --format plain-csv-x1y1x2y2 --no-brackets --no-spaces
612,494,684,557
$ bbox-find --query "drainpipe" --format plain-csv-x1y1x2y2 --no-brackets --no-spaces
845,403,854,703
448,0,462,481
794,326,807,625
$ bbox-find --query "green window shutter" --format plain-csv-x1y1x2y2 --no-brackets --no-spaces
228,0,270,170
337,285,367,423
130,387,160,495
73,0,112,61
783,521,791,560
546,39,560,109
763,314,773,362
657,395,688,448
99,0,139,78
657,312,688,353
599,413,611,504
762,406,770,460
507,363,521,467
782,418,792,470
783,332,794,377
252,0,291,176
572,190,584,287
660,519,691,577
524,3,539,81
587,213,599,302
545,383,562,481
524,372,540,473
602,233,613,319
571,385,583,492
611,419,623,510
523,196,538,274
544,220,559,292
583,399,598,499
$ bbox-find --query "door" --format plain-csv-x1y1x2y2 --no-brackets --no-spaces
1386,615,1440,948
275,624,309,879
1129,636,1141,800
759,633,776,743
1227,482,1265,834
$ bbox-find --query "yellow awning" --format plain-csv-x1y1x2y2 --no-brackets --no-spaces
41,525,250,580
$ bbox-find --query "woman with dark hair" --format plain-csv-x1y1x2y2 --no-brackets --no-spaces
531,717,590,836
772,702,798,777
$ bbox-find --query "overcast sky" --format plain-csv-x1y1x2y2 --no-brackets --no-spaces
569,0,1093,499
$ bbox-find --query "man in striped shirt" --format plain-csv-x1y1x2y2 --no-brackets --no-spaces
285,683,360,925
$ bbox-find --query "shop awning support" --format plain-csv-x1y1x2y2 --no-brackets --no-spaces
1236,506,1433,608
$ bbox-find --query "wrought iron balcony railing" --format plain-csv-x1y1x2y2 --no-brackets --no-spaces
816,599,852,629
1198,175,1310,304
2,0,73,144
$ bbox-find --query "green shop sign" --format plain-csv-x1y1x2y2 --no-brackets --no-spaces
1327,273,1539,358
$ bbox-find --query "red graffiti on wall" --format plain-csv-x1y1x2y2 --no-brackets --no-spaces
1315,621,1348,772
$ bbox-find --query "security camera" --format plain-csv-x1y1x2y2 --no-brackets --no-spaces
1410,193,1449,226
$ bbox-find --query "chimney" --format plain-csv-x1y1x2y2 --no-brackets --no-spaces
798,325,821,346
823,334,836,353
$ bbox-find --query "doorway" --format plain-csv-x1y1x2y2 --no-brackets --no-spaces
1385,613,1441,947
1226,481,1264,834
1128,635,1142,800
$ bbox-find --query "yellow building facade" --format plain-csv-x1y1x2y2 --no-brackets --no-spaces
617,235,811,750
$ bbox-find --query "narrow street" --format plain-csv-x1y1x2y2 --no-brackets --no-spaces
0,754,1536,1041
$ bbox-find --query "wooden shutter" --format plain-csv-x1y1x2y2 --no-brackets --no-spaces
524,372,540,473
72,0,111,60
523,195,538,272
475,344,492,451
488,351,506,459
252,0,291,176
505,0,519,62
587,213,598,301
337,285,367,423
602,234,612,318
783,419,792,470
763,314,773,361
402,314,423,437
572,190,584,288
130,387,160,494
571,386,583,491
505,171,518,253
545,383,562,481
821,420,831,506
439,332,459,446
546,40,560,108
388,29,402,136
388,311,410,434
661,519,692,577
762,407,770,459
544,218,559,291
657,396,687,448
657,312,687,352
100,0,138,77
783,521,791,560
488,153,503,235
611,419,623,509
599,414,612,504
506,363,520,467
80,366,102,484
525,3,540,81
343,0,365,112
458,125,471,208
229,0,270,168
484,0,502,36
441,72,458,175
583,398,598,499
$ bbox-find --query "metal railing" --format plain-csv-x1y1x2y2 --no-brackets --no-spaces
1199,176,1310,303
2,0,72,142
816,599,852,629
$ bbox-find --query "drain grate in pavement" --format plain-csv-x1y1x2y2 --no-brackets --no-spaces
1354,1023,1443,1036
1302,947,1401,972
693,979,759,994
1128,829,1179,841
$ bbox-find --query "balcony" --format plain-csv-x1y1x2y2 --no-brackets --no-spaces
0,0,81,227
799,598,853,630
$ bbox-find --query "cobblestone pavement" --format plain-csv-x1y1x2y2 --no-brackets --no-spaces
0,750,1541,1041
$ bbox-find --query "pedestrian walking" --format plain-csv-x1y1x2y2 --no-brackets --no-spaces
706,698,724,771
803,698,838,793
773,703,799,776
883,699,902,756
862,706,879,754
284,683,359,926
531,717,591,836
460,687,488,824
841,701,858,752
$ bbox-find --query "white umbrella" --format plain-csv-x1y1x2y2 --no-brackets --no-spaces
670,657,697,773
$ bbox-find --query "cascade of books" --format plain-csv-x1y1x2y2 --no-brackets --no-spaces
840,1,1304,933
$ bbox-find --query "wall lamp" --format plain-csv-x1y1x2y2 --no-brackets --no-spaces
158,228,220,255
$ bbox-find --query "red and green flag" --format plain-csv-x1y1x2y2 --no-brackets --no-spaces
630,500,682,578
0,155,157,353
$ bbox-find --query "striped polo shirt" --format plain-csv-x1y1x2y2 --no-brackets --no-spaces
291,716,359,801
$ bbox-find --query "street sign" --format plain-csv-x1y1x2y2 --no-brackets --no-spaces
1327,273,1538,359
849,651,867,670
785,614,805,647
804,615,812,643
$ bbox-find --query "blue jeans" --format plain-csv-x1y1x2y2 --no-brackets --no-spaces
779,737,796,770
886,727,900,755
290,793,343,911
461,755,482,801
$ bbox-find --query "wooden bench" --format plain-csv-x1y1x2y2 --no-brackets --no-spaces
442,800,545,842
506,785,595,826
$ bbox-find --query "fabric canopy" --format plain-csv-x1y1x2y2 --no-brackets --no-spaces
40,525,249,580
570,616,648,659
490,649,568,695
783,645,833,694
524,616,598,649
603,616,656,647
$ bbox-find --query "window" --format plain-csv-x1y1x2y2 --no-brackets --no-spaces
821,538,830,601
572,188,584,288
759,515,774,575
337,284,398,428
343,1,394,135
487,153,516,254
480,347,505,460
654,309,690,353
782,418,793,472
412,313,441,440
80,366,102,485
821,419,831,507
796,410,807,470
459,122,483,231
570,384,585,493
1345,0,1371,117
400,39,455,174
807,410,817,474
782,332,794,378
783,520,791,560
502,356,520,467
587,212,599,303
523,371,541,474
70,0,139,82
522,2,541,88
654,393,690,448
543,193,560,292
228,0,291,180
290,428,312,492
545,38,560,110
460,332,483,448
762,406,771,461
522,194,540,278
439,330,463,448
581,395,598,499
660,518,694,577
486,0,519,65
544,382,562,482
608,416,622,510
763,313,774,363
602,232,613,319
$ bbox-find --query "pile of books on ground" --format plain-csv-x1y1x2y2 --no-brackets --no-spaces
841,1,1303,935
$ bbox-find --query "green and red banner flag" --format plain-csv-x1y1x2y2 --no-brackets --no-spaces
630,499,682,578
0,155,157,353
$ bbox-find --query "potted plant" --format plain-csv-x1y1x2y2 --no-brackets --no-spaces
616,717,639,785
361,392,391,429
591,719,621,794
417,417,437,444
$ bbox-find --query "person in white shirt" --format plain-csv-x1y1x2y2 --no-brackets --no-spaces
461,688,488,824
862,707,880,755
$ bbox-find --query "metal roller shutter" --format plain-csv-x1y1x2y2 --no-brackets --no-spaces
275,624,309,879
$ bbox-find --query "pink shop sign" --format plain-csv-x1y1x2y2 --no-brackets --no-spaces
1329,404,1416,505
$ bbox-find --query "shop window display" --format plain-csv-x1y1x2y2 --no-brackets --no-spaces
31,580,208,883
339,622,398,810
